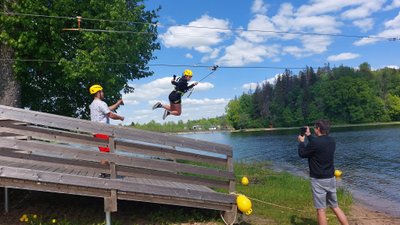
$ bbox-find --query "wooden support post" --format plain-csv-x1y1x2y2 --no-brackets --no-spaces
105,211,111,225
104,136,117,225
108,137,116,179
4,187,9,213
222,155,237,225
227,156,235,193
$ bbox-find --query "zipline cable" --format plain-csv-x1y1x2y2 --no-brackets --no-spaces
1,12,398,41
0,58,307,70
187,65,219,98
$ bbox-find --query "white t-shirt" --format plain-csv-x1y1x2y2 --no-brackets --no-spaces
89,99,111,124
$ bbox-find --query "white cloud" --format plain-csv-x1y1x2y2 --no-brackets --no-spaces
271,3,295,33
385,12,400,29
185,98,229,106
190,82,214,91
353,37,379,46
123,77,172,104
293,15,341,34
282,46,304,58
353,18,374,32
296,0,384,19
384,0,400,10
242,82,259,91
217,38,280,66
123,77,213,104
283,35,333,57
185,53,193,59
297,0,356,17
195,46,213,53
301,35,333,55
240,14,278,43
138,98,230,124
158,0,396,69
341,0,385,20
385,65,399,69
160,15,231,50
354,12,400,46
251,0,268,14
327,52,360,61
242,75,279,91
201,47,222,62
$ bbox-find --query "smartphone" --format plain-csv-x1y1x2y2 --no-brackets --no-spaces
300,127,307,136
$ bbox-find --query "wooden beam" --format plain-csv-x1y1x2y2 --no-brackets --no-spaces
0,138,234,180
0,166,235,204
0,105,232,156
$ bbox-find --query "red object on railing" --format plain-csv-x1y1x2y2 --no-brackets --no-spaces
98,146,110,153
94,133,109,141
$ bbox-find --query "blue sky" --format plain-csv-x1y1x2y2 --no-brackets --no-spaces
116,0,400,125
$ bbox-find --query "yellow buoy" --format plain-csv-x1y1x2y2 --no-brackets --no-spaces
334,169,342,177
241,176,249,186
236,194,252,215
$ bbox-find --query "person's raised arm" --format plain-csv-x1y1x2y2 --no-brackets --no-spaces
109,99,124,111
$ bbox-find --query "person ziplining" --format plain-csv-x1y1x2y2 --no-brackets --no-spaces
152,69,198,120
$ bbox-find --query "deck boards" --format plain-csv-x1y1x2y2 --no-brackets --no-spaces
0,105,237,222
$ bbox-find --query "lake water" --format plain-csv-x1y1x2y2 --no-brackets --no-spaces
180,125,400,217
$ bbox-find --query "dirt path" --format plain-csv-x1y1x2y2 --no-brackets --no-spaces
349,203,400,225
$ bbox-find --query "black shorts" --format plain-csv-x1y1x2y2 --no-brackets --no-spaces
169,91,182,104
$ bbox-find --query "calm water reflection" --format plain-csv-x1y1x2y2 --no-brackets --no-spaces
181,125,400,216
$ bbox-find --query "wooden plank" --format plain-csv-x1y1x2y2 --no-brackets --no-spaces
118,192,234,211
0,105,232,156
0,125,228,166
0,105,236,213
0,152,102,177
0,149,230,189
0,138,234,180
0,166,235,204
115,140,228,166
0,177,110,198
0,178,233,211
0,122,107,146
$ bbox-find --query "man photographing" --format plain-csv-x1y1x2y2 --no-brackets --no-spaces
298,119,349,225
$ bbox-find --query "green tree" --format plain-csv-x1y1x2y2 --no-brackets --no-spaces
0,0,159,118
386,93,400,121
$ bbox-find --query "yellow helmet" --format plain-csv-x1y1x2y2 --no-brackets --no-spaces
236,194,252,215
183,69,193,77
89,84,103,95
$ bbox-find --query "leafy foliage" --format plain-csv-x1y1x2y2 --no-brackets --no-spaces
226,63,400,129
1,0,160,118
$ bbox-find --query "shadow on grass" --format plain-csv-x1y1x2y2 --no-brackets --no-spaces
290,215,317,225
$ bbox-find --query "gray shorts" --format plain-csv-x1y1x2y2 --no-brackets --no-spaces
311,177,338,209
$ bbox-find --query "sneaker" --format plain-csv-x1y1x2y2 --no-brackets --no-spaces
162,110,170,120
152,102,162,110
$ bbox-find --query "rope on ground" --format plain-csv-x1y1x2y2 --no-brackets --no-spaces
230,192,306,213
248,196,306,213
220,209,237,225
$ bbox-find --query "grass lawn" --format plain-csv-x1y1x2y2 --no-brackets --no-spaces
0,162,352,225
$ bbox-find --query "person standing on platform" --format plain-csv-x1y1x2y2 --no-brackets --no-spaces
89,84,124,123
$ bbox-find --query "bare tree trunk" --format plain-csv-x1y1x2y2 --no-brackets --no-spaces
0,0,21,107
0,43,21,107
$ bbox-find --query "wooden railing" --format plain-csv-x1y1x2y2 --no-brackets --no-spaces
0,105,237,224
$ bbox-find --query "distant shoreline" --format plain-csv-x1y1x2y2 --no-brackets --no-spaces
175,121,400,134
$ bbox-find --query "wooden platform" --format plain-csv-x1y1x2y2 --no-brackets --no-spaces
0,105,237,224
